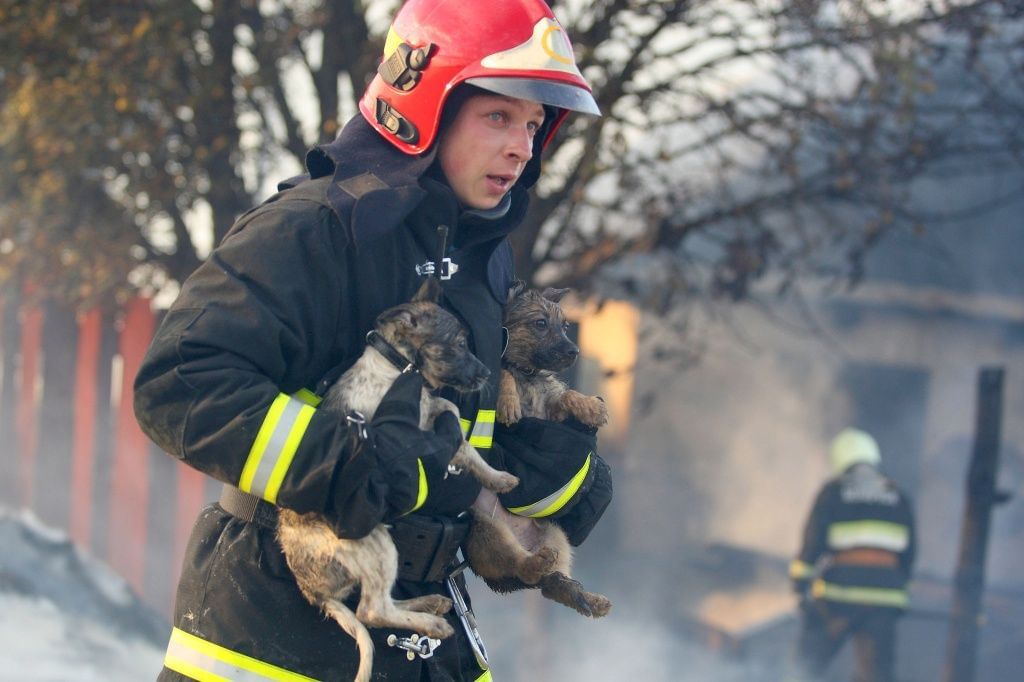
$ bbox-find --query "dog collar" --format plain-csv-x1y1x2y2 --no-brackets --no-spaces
366,330,418,373
501,358,537,377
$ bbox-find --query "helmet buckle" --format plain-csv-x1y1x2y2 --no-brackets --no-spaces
375,99,419,145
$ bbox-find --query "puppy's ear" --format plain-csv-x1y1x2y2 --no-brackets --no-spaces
541,287,570,303
507,279,528,304
412,277,442,304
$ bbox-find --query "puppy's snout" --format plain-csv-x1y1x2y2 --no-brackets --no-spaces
560,340,580,363
466,359,490,392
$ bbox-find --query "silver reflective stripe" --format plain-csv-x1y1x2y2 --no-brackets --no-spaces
468,410,495,449
164,628,319,682
248,398,306,497
239,393,316,503
461,410,495,449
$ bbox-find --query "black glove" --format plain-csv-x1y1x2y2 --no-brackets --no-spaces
553,451,612,546
367,370,463,512
492,416,612,545
327,370,463,538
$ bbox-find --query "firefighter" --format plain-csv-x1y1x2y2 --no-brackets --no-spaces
787,428,916,682
132,1,611,680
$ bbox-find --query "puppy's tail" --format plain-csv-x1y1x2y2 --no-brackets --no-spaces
323,599,375,682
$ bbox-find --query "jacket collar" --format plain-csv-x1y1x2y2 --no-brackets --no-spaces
278,116,434,247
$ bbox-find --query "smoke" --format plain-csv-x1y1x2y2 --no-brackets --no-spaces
468,572,787,682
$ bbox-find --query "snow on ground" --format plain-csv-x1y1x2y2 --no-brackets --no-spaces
0,508,166,681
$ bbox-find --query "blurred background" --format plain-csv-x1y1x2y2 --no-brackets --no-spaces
1,0,1022,680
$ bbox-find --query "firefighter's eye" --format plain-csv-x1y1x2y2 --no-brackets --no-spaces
534,319,548,329
457,336,467,348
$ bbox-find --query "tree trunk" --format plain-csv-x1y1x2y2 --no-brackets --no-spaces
942,367,1006,682
0,294,21,505
90,307,118,557
36,299,79,529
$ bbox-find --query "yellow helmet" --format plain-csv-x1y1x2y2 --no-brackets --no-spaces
829,428,881,475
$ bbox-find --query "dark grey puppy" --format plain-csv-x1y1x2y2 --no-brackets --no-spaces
465,281,611,618
277,278,518,682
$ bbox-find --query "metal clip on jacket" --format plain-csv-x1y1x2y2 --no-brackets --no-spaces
345,411,368,441
386,633,441,661
415,258,459,280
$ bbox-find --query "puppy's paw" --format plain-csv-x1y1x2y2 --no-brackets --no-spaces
497,369,522,425
578,396,609,427
519,546,558,584
420,595,453,615
488,472,519,494
496,394,522,425
564,392,608,427
578,592,612,618
421,616,456,640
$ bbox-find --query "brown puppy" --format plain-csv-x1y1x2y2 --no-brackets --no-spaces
277,278,518,682
465,281,611,618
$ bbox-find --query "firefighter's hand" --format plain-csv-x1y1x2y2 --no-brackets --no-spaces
368,371,462,510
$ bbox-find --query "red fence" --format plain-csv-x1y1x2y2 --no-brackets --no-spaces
1,294,211,617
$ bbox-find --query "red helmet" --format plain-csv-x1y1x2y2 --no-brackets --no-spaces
359,0,600,155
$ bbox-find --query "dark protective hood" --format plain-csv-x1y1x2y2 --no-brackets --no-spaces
276,114,541,248
287,112,544,193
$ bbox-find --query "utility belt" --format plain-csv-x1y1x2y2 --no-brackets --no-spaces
218,485,469,583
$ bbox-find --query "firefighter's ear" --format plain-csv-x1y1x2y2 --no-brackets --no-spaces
541,287,570,303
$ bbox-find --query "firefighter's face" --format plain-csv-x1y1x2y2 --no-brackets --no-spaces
437,93,545,210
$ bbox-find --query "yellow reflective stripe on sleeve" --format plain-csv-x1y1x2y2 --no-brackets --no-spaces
474,669,493,682
164,627,320,682
405,458,428,514
811,580,909,608
509,453,592,518
827,520,909,552
460,418,472,437
789,559,815,580
468,410,495,449
239,393,316,504
292,388,322,407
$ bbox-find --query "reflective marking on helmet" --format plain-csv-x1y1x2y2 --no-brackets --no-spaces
164,627,320,682
827,520,909,552
541,24,574,65
384,26,405,59
239,393,316,504
481,18,584,77
811,580,909,608
508,453,592,518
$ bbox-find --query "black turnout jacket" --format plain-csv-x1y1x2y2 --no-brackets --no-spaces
790,464,915,614
134,115,611,681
